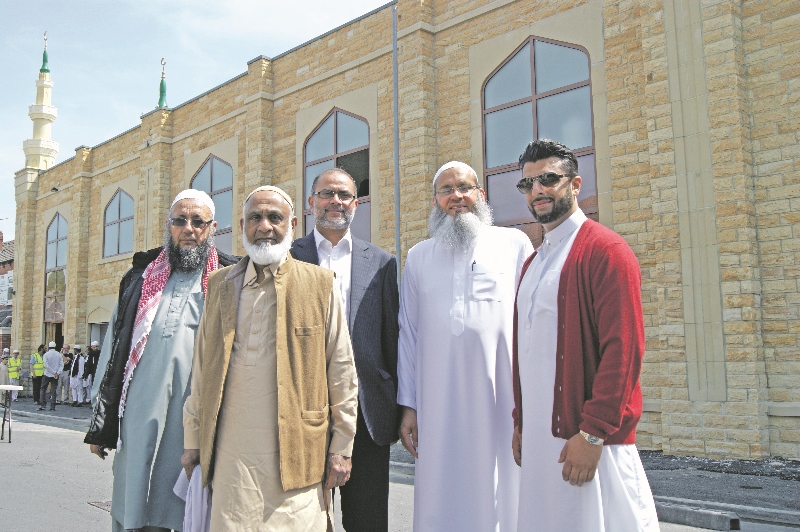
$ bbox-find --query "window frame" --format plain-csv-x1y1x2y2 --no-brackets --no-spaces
190,154,234,237
481,36,597,245
302,107,370,231
44,213,67,324
102,188,135,258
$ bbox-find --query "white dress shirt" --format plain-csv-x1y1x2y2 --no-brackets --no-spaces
314,227,353,320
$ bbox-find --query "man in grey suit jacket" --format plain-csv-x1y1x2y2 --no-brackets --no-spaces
291,168,399,531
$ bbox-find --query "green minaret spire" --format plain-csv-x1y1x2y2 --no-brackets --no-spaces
157,57,168,108
40,31,50,73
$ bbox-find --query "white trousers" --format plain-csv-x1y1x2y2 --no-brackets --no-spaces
70,382,86,403
9,378,19,400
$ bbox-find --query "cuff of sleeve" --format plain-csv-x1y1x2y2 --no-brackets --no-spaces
184,427,200,449
328,434,354,457
397,392,416,411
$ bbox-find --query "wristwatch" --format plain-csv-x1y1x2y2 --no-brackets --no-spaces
579,430,604,446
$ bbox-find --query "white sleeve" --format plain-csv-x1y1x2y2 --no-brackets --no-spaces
396,252,419,410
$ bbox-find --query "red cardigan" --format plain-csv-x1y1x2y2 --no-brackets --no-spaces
512,219,644,445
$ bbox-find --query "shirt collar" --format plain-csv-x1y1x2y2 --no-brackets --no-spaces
314,227,352,254
243,254,286,286
543,209,587,249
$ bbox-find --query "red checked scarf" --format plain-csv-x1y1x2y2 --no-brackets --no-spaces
117,246,219,444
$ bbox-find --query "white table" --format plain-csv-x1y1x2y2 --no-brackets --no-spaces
1,385,24,443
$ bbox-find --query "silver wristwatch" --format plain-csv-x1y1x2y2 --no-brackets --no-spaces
580,430,604,446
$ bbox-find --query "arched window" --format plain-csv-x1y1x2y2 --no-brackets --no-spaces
103,189,134,257
191,155,233,254
482,37,597,246
44,213,67,324
303,109,370,241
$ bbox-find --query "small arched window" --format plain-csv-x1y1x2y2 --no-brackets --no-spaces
46,213,68,271
303,109,370,241
103,189,134,257
191,155,233,254
482,37,597,246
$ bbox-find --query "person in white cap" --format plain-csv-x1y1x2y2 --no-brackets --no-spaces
0,351,10,404
69,345,89,407
87,340,101,390
397,161,533,531
182,185,358,530
85,189,238,532
39,341,62,410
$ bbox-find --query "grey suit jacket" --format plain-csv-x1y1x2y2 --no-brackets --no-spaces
291,232,400,446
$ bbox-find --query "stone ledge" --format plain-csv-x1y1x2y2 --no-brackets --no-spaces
768,402,800,417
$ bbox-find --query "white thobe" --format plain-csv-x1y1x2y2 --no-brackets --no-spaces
398,225,533,531
516,210,658,531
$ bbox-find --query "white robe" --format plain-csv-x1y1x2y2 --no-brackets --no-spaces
516,210,658,531
398,225,533,531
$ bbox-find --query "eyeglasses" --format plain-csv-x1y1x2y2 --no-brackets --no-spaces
516,172,575,193
436,184,479,197
170,217,214,229
313,189,356,202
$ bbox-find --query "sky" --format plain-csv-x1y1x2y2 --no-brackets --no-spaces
0,0,392,241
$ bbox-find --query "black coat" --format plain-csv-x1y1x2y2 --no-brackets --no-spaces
84,247,238,448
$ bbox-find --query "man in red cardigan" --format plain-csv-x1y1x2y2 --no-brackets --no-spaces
511,139,658,530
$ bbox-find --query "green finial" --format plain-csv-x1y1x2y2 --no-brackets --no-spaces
40,31,50,73
157,57,167,108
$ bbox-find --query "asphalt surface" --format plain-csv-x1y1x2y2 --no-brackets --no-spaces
4,396,800,531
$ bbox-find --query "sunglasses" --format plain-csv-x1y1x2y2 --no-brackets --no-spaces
170,217,214,229
516,172,575,193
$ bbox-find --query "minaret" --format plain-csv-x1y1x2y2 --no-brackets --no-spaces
157,57,168,108
23,32,59,170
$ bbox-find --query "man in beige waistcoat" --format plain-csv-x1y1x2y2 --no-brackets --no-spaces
182,185,358,530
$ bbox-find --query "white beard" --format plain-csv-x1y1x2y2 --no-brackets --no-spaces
242,230,293,265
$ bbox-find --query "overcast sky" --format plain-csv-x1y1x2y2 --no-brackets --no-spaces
0,0,391,241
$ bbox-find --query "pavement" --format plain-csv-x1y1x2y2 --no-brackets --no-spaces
4,395,800,531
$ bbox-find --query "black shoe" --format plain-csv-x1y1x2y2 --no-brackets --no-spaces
50,407,55,411
38,407,45,411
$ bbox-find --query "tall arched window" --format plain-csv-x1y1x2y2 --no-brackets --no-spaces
191,155,233,254
45,213,67,325
303,109,370,241
103,189,134,257
482,37,597,246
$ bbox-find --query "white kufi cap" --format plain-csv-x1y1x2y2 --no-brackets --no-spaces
433,161,478,187
171,189,216,219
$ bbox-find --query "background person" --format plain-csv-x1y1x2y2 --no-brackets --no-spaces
39,341,62,411
29,345,45,405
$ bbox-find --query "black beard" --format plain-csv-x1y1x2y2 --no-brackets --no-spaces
528,188,575,225
163,221,215,272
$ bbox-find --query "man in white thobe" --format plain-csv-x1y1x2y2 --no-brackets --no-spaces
512,139,658,531
398,161,532,531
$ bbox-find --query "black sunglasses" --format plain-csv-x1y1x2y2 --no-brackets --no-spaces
170,217,214,229
516,172,575,193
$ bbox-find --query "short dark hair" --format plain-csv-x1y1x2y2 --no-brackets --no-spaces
310,168,357,195
38,344,45,352
518,139,578,176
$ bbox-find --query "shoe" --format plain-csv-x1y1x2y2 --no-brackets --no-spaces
56,400,61,405
34,402,40,405
13,399,18,402
38,407,45,411
50,407,56,411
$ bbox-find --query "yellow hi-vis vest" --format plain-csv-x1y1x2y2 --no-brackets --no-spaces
31,352,45,377
8,356,22,380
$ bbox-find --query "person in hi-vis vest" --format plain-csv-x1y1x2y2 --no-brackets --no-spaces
30,345,46,405
7,349,22,402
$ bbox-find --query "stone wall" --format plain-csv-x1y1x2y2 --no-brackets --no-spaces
12,0,799,458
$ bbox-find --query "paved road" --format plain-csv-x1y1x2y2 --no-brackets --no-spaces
0,414,795,531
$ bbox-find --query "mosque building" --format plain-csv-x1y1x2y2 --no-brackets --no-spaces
11,0,800,460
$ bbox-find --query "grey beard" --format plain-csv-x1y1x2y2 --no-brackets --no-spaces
242,230,293,265
163,226,214,273
428,197,493,250
315,206,353,231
